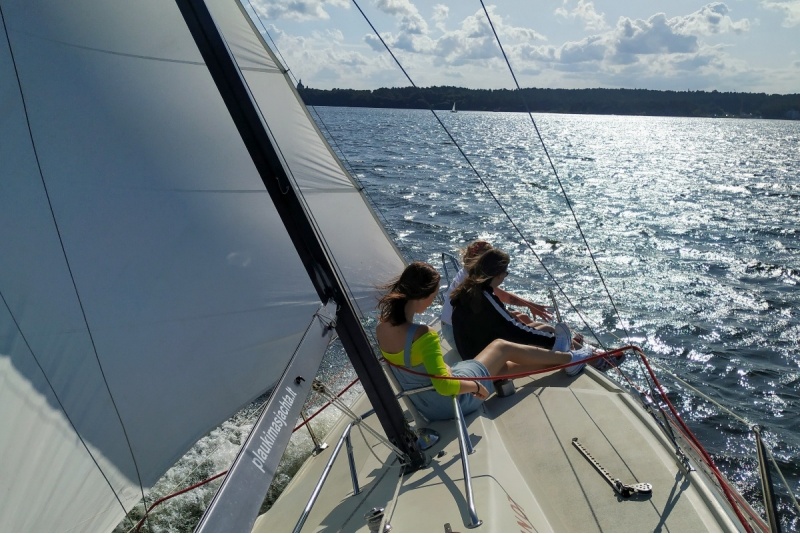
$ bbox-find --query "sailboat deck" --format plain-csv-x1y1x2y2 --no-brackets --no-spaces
254,363,743,533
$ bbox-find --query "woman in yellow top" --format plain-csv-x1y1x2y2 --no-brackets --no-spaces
376,261,588,421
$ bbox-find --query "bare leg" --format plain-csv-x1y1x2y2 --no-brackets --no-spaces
473,338,571,376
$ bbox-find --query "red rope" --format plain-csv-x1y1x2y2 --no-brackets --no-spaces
293,377,360,431
382,347,628,381
385,345,763,531
633,347,760,532
132,378,361,531
133,470,228,532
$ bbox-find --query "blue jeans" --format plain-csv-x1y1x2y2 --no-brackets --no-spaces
392,359,492,421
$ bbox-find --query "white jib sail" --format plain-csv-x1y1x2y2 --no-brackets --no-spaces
0,1,403,531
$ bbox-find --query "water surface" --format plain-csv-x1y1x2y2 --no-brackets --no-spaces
127,109,799,532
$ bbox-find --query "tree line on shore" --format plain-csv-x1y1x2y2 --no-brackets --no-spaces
297,84,800,120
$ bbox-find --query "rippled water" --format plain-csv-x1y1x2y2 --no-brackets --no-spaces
320,108,800,529
126,109,799,532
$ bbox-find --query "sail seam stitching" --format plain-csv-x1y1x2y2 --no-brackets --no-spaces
0,5,147,523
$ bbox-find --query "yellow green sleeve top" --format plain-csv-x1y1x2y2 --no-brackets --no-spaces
380,330,461,396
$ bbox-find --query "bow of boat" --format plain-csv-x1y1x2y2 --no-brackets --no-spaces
254,339,761,532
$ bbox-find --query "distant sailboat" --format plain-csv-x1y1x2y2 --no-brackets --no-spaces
451,101,457,112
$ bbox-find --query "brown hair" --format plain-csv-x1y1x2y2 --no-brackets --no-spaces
450,248,510,308
378,262,441,325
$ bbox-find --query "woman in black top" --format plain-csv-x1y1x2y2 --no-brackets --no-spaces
451,248,575,360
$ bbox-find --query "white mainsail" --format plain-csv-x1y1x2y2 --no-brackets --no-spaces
0,1,403,531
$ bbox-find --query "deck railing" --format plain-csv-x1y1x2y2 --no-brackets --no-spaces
292,386,481,532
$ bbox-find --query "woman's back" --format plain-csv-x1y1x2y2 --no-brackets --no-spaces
451,289,505,358
376,321,430,354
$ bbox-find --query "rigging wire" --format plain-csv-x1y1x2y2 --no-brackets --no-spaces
347,0,613,348
478,0,631,345
0,6,146,528
243,0,395,345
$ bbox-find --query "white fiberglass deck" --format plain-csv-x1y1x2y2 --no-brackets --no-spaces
254,356,747,532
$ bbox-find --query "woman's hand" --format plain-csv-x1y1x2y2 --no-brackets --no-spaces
472,381,488,400
497,287,553,321
526,302,553,322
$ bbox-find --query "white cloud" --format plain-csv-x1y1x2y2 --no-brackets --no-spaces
673,3,750,35
354,5,551,86
612,14,698,56
518,44,558,64
364,32,388,53
559,36,607,64
269,23,388,89
429,6,547,68
501,3,766,92
555,0,608,31
374,0,415,16
761,0,800,27
375,0,429,35
431,4,449,33
263,0,797,93
252,0,348,21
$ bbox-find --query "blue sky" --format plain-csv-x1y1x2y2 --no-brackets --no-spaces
247,0,800,95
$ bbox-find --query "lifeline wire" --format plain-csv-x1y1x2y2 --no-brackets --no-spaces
312,380,408,462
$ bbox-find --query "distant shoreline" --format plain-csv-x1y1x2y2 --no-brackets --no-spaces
298,84,800,120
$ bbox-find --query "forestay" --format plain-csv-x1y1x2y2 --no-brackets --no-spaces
0,1,402,531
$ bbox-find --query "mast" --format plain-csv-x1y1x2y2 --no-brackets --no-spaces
175,0,424,479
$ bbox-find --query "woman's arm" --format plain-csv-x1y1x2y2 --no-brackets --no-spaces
413,331,488,398
494,287,553,321
415,330,457,394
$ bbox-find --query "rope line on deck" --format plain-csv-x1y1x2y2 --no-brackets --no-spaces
385,344,764,531
381,346,631,382
634,347,758,532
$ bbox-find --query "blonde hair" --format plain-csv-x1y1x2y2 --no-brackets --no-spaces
460,240,492,270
